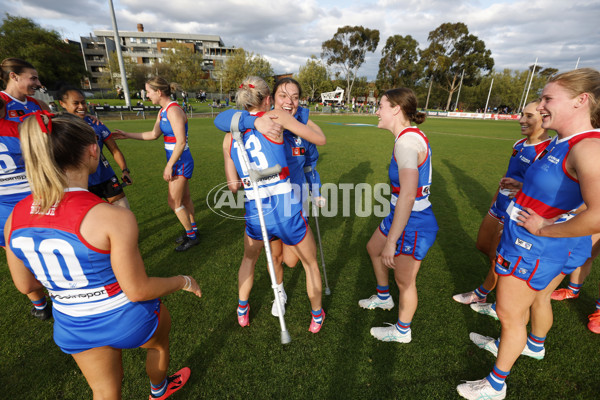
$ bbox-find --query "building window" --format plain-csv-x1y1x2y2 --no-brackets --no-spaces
151,38,157,44
140,37,147,43
130,37,137,43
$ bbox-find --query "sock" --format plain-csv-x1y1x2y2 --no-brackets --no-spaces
186,229,196,240
474,285,490,299
395,319,411,335
275,281,285,294
566,281,582,294
311,308,324,324
376,285,390,300
526,333,546,353
238,299,249,316
486,364,510,391
191,222,198,233
595,299,600,311
150,377,168,398
31,297,47,310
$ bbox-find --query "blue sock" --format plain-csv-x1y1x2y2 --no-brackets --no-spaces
527,333,546,353
191,222,198,233
567,281,582,294
238,299,249,316
186,229,196,240
311,308,324,324
486,364,510,391
596,299,600,311
31,297,47,310
395,319,411,335
151,378,168,398
474,285,490,299
376,285,390,300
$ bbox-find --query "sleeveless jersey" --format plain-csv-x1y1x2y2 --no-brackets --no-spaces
8,190,131,317
1,91,42,122
159,102,193,163
229,112,301,226
501,130,600,261
495,137,552,213
388,127,437,231
0,118,30,203
83,116,117,186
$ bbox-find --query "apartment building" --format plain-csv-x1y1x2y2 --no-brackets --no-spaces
80,24,234,89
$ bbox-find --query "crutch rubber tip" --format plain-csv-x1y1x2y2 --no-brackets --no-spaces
325,288,331,295
281,331,292,344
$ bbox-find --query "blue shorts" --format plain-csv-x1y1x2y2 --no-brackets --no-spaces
167,149,194,179
246,211,308,246
53,298,161,354
378,214,438,260
0,202,15,247
562,236,592,275
495,253,564,291
488,203,506,224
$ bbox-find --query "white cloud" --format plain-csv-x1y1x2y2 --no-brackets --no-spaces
1,0,598,78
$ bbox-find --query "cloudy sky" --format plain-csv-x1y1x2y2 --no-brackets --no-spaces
2,0,599,79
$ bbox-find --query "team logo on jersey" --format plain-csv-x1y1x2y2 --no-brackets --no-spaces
512,149,518,157
8,110,25,118
294,136,302,146
292,147,305,156
515,237,532,250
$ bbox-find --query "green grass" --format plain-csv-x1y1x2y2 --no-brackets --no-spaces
2,115,599,399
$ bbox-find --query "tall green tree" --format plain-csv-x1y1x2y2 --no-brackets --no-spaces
161,42,206,90
376,34,421,91
0,14,87,89
420,22,494,111
295,56,330,101
222,48,274,94
321,25,380,105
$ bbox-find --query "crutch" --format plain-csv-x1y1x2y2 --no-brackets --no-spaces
310,190,331,295
230,113,291,344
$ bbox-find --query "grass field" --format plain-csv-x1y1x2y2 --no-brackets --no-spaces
1,115,599,399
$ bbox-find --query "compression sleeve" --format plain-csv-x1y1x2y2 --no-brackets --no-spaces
214,109,257,133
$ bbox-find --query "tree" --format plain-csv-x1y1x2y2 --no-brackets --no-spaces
161,42,206,90
222,48,273,94
295,56,330,101
420,22,494,111
376,35,421,91
321,25,380,105
0,14,87,89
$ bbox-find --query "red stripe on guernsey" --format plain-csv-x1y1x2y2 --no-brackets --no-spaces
104,281,122,296
0,119,19,137
391,185,428,197
563,131,600,181
164,136,177,143
163,101,187,123
515,191,570,219
534,138,552,154
279,166,289,180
